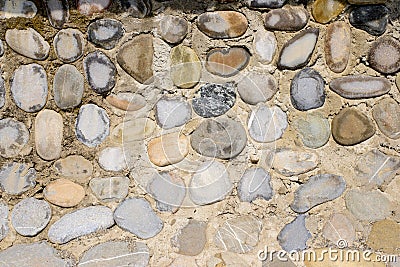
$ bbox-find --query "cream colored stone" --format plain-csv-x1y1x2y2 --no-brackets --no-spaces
147,132,189,167
111,119,156,143
44,178,85,207
35,109,63,161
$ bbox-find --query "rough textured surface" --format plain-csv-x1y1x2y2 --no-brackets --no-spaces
90,176,130,202
368,36,400,74
292,112,330,148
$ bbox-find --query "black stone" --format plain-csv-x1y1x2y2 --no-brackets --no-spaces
88,19,124,50
349,5,389,36
247,0,288,8
121,0,152,18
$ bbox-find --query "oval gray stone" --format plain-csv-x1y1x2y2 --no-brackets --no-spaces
237,167,273,203
54,155,93,181
264,6,309,31
53,64,84,110
48,206,114,244
330,75,391,99
237,72,277,105
155,97,192,129
0,162,36,195
277,214,311,252
291,68,325,111
54,28,85,63
0,118,29,158
171,220,207,256
5,28,49,60
291,174,346,213
159,15,188,44
0,201,9,241
35,109,63,161
272,148,318,177
44,0,69,29
293,112,330,149
372,98,400,139
114,198,163,239
83,51,116,94
88,19,124,50
89,176,130,202
11,197,51,236
76,104,110,148
11,63,48,112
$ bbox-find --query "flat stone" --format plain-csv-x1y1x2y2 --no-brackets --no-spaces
48,206,114,244
112,119,155,143
147,132,189,167
159,15,188,44
0,0,37,18
155,96,191,129
54,28,85,63
325,21,351,73
53,64,84,109
291,174,346,213
349,5,389,36
83,51,116,94
76,104,110,148
345,189,392,221
78,0,110,15
331,108,375,146
11,63,48,112
290,68,325,111
237,167,273,203
293,112,330,149
0,242,73,267
373,98,400,139
248,105,288,143
88,19,124,50
278,215,311,252
0,201,8,241
312,0,346,24
5,28,49,60
253,30,277,64
322,213,355,245
192,82,236,118
264,6,309,31
78,241,149,267
238,71,277,105
273,148,318,177
98,146,127,172
191,117,247,160
106,93,146,111
0,162,36,195
368,36,400,74
35,109,63,161
0,75,4,109
44,179,85,207
277,28,319,70
367,220,400,254
54,155,93,181
0,118,29,158
117,34,154,84
214,216,262,253
189,160,233,205
170,45,201,88
197,11,248,39
121,0,152,18
171,220,207,256
114,198,163,239
89,176,130,202
206,47,250,77
11,197,51,236
246,0,288,8
330,75,390,99
147,172,186,212
44,0,69,29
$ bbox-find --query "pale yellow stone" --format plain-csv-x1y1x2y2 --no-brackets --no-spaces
171,45,201,88
44,178,85,207
111,119,156,143
147,132,189,167
367,220,400,254
35,109,63,161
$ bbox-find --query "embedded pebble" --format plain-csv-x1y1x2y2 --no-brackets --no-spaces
264,6,309,31
88,19,124,49
11,63,48,113
367,219,400,254
76,104,110,147
83,51,116,94
170,45,201,88
331,108,375,146
0,75,3,109
293,112,330,149
291,174,346,213
5,28,49,60
325,21,351,73
237,167,273,203
106,93,146,111
197,11,248,39
0,201,9,241
44,0,69,29
345,189,392,221
273,148,318,177
78,241,149,267
54,155,93,180
117,34,154,84
253,30,277,64
0,162,36,195
147,132,189,167
191,117,247,160
159,15,188,44
277,215,311,252
192,82,236,118
171,220,207,256
148,172,186,213
372,98,400,139
78,0,110,15
214,216,262,253
368,36,400,74
246,0,287,8
11,197,51,236
206,47,250,77
0,0,37,19
290,68,325,111
121,0,152,18
278,28,319,70
112,118,155,143
312,0,346,24
44,179,85,207
53,64,84,110
54,28,85,63
89,177,130,202
155,97,191,129
349,5,389,36
330,75,390,99
114,198,163,239
189,161,233,205
35,109,63,161
0,118,29,158
48,206,114,244
238,72,277,105
248,105,288,143
98,146,127,172
322,213,356,245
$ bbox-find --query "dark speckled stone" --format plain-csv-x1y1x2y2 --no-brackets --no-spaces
349,5,389,36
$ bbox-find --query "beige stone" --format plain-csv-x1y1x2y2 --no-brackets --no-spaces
111,119,156,143
106,93,146,111
367,220,400,254
397,73,400,90
44,178,85,207
322,213,356,245
35,109,63,161
206,47,250,77
170,45,201,88
147,132,189,167
197,11,248,39
54,155,93,181
325,21,351,73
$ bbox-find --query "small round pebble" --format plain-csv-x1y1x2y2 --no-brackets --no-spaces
98,146,127,171
159,15,188,44
83,51,116,94
155,97,191,129
237,167,273,203
0,118,30,158
88,19,124,49
53,28,85,63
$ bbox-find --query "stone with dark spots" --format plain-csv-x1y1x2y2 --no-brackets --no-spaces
89,177,130,202
368,36,400,74
83,51,116,94
192,83,236,118
121,0,152,18
237,167,273,203
0,162,36,195
264,6,309,31
88,19,124,50
0,0,37,19
197,11,248,39
246,0,288,8
206,47,251,77
349,5,389,36
44,0,69,29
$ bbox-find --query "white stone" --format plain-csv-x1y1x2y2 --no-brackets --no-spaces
98,146,127,172
0,0,37,19
155,97,191,129
76,104,110,147
35,109,63,161
253,30,277,64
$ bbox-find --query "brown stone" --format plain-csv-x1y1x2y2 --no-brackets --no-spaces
35,109,63,161
44,178,85,207
367,219,400,254
329,75,390,99
312,0,346,24
264,6,309,31
147,132,189,167
197,11,248,39
368,36,400,74
322,213,355,245
331,108,375,146
372,98,400,139
171,220,207,256
206,47,250,77
105,93,146,111
325,21,351,73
